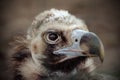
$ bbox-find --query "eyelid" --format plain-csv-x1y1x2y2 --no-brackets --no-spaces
45,29,61,36
46,30,58,33
41,30,56,37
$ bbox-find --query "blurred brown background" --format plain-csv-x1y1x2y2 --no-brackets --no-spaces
0,0,120,80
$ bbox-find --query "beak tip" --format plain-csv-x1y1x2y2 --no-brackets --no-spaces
100,57,104,63
100,43,105,63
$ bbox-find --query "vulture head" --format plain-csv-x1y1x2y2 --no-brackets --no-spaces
12,9,104,80
28,8,104,74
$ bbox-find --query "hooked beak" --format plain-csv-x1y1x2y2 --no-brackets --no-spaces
53,29,104,63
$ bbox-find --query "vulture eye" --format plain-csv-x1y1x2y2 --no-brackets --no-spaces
44,32,61,44
48,33,58,41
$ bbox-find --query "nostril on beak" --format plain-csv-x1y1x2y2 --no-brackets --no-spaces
75,39,78,42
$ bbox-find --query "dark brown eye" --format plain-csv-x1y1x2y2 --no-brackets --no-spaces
48,33,58,41
44,32,61,44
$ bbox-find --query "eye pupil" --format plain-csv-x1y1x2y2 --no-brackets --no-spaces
49,33,58,41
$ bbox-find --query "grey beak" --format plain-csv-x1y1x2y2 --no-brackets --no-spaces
53,29,104,62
